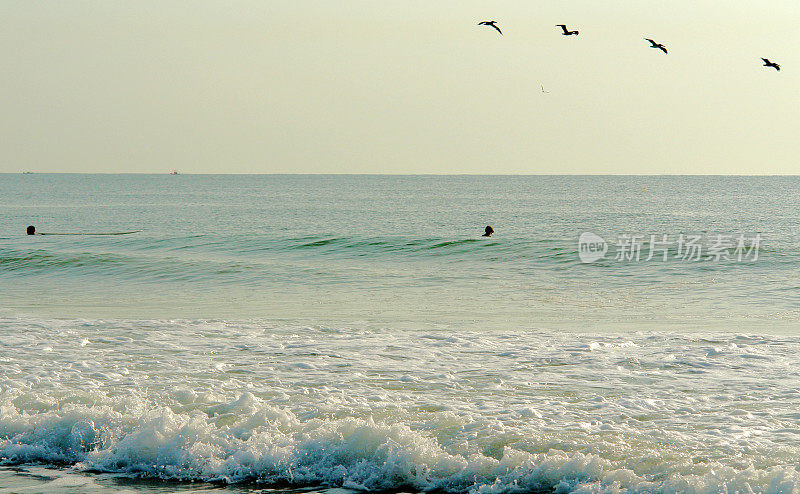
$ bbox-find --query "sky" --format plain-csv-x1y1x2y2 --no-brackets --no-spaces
1,1,798,174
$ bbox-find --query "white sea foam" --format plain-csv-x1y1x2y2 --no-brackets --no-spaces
2,316,800,493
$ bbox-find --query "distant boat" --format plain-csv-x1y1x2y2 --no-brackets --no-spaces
170,171,180,175
22,171,34,174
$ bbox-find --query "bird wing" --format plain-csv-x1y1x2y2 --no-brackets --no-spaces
762,58,770,63
558,25,568,33
491,24,502,35
660,45,668,54
644,38,656,44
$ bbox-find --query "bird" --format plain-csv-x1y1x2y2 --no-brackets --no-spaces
762,58,780,71
541,85,549,94
644,38,668,54
477,21,502,36
556,24,579,36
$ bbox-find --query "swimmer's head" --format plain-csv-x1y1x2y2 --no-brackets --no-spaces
483,225,494,237
26,225,35,235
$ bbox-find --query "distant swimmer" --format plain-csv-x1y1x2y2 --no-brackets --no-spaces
644,38,668,54
556,24,579,36
27,225,36,235
482,226,494,237
762,58,780,71
478,21,502,36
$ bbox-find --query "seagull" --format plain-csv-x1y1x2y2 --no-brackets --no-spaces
556,24,579,36
644,38,668,54
541,85,549,93
478,21,502,36
762,58,780,71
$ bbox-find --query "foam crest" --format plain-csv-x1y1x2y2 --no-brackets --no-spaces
3,318,800,493
0,389,797,494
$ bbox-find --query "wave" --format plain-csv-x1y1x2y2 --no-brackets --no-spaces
0,248,256,285
2,316,800,492
0,233,784,288
2,391,798,494
0,235,569,283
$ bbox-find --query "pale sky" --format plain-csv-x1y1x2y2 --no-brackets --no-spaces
1,1,798,174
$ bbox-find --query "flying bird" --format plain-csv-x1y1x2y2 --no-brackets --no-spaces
556,24,579,36
762,58,780,71
644,38,668,54
478,21,502,36
541,85,549,94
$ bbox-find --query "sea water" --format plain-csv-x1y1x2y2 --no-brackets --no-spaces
1,174,799,493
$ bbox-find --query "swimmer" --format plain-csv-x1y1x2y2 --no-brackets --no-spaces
26,225,36,235
482,225,494,237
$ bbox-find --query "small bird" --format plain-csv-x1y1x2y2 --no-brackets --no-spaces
478,21,502,36
644,38,668,54
762,58,780,71
541,85,549,94
556,24,579,36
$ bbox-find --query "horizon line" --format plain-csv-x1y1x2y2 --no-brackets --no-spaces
7,172,800,177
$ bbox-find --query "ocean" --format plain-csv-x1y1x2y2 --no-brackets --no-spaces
1,174,799,493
